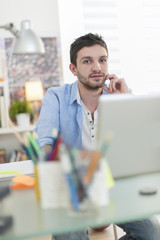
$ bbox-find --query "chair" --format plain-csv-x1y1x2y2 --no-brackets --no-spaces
92,224,118,240
113,224,118,240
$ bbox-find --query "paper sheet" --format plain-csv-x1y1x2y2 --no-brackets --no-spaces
0,160,34,180
11,174,35,189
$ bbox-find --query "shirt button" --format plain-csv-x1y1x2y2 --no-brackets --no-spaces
92,135,94,138
90,121,92,123
87,112,90,115
92,127,94,130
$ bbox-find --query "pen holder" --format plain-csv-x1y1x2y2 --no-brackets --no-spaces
38,161,70,209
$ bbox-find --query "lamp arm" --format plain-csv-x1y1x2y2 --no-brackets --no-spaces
0,23,19,37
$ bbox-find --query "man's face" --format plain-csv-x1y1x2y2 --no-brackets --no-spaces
70,44,108,90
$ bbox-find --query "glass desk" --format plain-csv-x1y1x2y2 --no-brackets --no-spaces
1,172,160,240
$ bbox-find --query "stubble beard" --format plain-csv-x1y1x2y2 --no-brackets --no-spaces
77,72,107,91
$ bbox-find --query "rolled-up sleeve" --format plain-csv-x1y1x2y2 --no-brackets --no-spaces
35,88,60,147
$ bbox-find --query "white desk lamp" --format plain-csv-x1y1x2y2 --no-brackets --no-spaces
0,20,45,55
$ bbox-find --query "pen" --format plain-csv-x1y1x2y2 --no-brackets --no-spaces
49,135,62,161
52,128,58,147
27,132,41,156
23,135,37,165
59,144,80,210
46,129,58,161
32,132,41,149
83,150,102,186
69,148,87,201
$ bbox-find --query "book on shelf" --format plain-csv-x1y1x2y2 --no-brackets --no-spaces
0,149,6,163
10,150,28,162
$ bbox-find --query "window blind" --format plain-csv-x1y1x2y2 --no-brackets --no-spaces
83,0,160,94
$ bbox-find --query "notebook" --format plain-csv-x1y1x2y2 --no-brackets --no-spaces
97,93,160,178
0,160,34,180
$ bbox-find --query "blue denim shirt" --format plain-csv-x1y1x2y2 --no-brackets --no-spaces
35,80,109,149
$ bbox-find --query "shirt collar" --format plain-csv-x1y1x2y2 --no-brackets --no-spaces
69,80,79,104
77,88,81,105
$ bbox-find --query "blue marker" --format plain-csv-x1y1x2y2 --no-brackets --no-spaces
59,144,80,211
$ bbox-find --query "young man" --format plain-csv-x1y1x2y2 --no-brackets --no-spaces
35,33,160,240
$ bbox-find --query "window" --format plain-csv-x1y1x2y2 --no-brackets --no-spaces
83,0,160,94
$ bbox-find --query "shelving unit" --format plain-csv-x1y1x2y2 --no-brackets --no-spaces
0,124,35,135
0,46,36,161
0,40,10,129
0,80,10,121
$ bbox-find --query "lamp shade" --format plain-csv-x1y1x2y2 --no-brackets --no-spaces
12,20,45,55
25,80,44,101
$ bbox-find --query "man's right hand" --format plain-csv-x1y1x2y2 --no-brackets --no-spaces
103,74,130,94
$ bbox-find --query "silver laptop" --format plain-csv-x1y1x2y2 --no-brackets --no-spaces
97,93,160,178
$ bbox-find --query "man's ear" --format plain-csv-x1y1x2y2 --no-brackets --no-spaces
69,63,77,76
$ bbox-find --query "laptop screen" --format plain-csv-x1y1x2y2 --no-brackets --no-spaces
97,93,160,178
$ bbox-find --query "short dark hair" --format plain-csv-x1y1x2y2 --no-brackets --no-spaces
70,33,108,66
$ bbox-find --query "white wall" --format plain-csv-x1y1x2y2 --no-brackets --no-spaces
0,0,59,37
